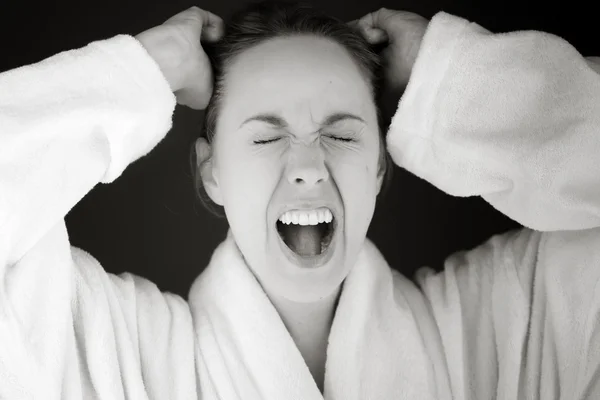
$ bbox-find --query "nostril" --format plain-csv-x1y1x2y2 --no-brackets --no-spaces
289,168,328,185
293,177,325,185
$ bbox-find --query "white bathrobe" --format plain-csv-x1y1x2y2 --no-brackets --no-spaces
1,11,599,400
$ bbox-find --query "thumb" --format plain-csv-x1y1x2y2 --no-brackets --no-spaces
165,7,224,42
201,11,225,42
348,18,388,44
354,8,401,42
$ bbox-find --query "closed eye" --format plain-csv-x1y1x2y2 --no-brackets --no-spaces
253,135,355,145
326,135,355,142
253,137,282,145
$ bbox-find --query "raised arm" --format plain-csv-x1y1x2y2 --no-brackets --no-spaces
0,8,225,397
0,35,175,269
0,5,225,271
375,12,600,398
387,12,600,231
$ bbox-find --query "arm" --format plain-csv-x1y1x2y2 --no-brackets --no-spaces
390,14,600,397
0,34,176,270
0,34,179,397
0,9,222,397
387,12,600,232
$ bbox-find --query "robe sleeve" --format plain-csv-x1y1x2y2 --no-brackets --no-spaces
0,35,200,398
0,34,176,269
388,12,600,232
387,12,600,398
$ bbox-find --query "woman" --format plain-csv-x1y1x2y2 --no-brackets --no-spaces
1,0,599,399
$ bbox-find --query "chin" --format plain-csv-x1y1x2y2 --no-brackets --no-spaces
233,207,365,302
262,245,352,303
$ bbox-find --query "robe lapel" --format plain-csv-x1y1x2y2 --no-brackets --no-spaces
190,234,437,400
189,234,323,400
324,239,437,400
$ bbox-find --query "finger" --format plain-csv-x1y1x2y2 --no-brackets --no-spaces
355,8,399,41
347,19,359,29
199,9,225,42
363,8,396,30
365,27,388,43
348,14,389,43
166,7,224,41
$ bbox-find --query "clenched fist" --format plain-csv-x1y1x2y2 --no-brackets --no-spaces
350,8,429,92
136,7,224,109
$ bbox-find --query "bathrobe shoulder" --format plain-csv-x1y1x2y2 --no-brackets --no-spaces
0,36,198,399
387,12,600,399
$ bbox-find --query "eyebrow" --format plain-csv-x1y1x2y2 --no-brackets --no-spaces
239,112,365,129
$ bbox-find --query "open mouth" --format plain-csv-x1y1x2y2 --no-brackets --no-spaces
276,207,335,257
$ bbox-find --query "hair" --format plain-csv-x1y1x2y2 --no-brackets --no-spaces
191,0,394,216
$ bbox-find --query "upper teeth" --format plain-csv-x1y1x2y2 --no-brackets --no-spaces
278,207,333,225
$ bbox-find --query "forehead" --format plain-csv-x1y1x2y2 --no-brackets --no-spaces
220,35,373,126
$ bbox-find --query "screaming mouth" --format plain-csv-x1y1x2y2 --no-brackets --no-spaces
276,216,335,257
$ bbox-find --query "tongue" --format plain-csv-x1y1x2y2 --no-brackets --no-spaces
285,225,321,257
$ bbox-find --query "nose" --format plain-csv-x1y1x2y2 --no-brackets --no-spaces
286,144,329,187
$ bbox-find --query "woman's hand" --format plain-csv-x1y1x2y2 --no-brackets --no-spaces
135,7,224,110
349,8,429,92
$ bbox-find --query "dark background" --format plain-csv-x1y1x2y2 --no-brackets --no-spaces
1,0,597,298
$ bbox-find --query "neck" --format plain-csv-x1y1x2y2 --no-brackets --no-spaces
264,283,343,393
268,285,342,337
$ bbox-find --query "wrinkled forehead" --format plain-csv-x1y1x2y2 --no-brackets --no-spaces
219,35,376,130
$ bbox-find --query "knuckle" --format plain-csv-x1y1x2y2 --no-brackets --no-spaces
186,6,204,20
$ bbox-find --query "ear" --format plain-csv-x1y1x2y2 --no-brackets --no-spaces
195,137,223,206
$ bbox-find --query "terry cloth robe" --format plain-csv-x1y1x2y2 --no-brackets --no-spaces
1,10,600,400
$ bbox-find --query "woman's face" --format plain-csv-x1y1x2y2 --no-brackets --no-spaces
202,35,383,302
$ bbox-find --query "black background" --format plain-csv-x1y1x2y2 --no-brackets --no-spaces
1,0,597,298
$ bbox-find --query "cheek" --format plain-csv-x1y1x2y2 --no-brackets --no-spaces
217,145,280,243
332,150,380,239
